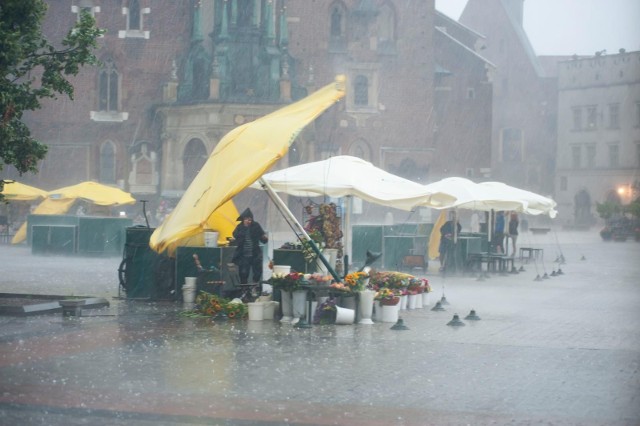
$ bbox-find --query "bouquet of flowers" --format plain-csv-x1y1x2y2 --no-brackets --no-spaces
305,273,333,285
328,281,351,293
313,297,338,324
407,277,425,295
270,271,305,292
224,300,248,319
179,291,227,317
375,288,400,306
369,271,413,291
343,271,370,292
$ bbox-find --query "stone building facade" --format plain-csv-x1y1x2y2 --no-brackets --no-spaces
13,0,495,225
459,0,558,195
555,50,640,226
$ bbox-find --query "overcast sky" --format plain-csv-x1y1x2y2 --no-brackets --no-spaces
435,0,640,56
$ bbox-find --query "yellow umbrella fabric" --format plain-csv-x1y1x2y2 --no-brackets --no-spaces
47,181,136,205
11,181,135,244
157,199,239,256
11,198,76,244
150,75,346,255
1,181,47,201
428,210,447,260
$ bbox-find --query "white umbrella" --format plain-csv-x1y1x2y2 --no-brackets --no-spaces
420,177,526,213
477,181,558,218
251,156,452,260
251,156,453,211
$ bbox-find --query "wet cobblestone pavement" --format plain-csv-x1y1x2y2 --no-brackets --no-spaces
0,231,639,425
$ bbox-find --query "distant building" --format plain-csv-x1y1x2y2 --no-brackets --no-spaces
555,50,640,226
459,0,558,195
433,11,494,181
13,1,499,226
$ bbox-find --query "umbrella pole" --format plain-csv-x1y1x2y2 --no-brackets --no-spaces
258,178,341,283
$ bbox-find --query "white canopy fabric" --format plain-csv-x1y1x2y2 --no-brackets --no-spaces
477,181,558,218
251,156,454,211
420,177,558,218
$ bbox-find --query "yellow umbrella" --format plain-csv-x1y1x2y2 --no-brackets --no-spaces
47,181,136,205
1,181,47,201
428,210,447,260
157,199,239,256
11,181,136,244
150,75,346,255
11,198,76,244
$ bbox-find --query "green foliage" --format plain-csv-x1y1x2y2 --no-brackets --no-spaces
0,0,103,182
595,201,621,221
626,198,640,219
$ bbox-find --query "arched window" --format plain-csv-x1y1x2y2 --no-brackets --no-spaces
183,138,208,188
98,59,119,112
354,75,369,106
99,141,116,184
349,138,371,162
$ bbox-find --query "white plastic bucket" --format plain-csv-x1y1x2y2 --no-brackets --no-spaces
248,302,265,321
204,231,219,247
381,303,399,323
334,306,355,325
323,248,338,268
182,277,197,304
273,265,291,275
263,301,278,320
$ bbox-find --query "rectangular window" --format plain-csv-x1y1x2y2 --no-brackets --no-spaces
560,176,567,191
572,107,582,130
118,1,150,39
586,106,597,130
467,88,475,99
609,103,619,129
571,145,581,169
608,144,619,168
586,144,596,168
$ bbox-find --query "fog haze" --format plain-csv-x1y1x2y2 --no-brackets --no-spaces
436,0,640,55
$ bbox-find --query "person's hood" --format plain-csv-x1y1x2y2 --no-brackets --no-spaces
237,208,254,221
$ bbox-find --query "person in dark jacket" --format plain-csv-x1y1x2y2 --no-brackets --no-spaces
439,211,462,272
232,208,268,284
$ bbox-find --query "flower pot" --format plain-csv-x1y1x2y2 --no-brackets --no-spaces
273,265,291,275
182,277,197,304
204,231,219,247
381,303,399,323
358,290,376,324
335,306,355,325
292,289,308,321
306,301,318,323
263,301,278,320
323,248,338,268
280,290,293,323
247,302,265,321
422,292,431,307
340,295,357,310
399,294,408,310
408,294,420,310
374,300,383,322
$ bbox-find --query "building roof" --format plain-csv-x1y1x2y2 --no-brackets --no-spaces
435,27,496,69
